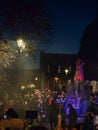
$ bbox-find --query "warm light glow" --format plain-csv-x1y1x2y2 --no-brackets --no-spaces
21,85,25,90
35,77,38,81
65,69,68,75
54,77,59,81
30,84,35,88
17,39,26,53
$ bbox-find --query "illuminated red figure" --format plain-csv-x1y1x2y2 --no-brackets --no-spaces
74,58,84,82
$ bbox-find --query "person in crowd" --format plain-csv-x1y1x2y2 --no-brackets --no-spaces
82,112,94,130
47,99,59,130
80,97,89,116
67,104,78,130
25,118,39,130
4,108,19,119
5,127,10,130
87,100,97,114
26,125,48,130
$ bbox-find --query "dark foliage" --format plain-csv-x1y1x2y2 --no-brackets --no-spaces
0,0,53,43
78,12,98,63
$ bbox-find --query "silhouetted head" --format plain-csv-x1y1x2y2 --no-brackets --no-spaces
29,126,48,130
68,103,73,109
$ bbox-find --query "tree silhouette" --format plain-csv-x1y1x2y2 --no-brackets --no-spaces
0,0,53,67
78,10,98,80
0,0,53,43
78,10,98,63
0,0,54,93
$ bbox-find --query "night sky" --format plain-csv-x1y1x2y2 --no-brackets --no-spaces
1,0,98,69
41,0,98,54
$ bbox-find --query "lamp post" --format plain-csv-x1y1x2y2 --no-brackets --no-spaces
65,69,68,82
65,69,68,76
17,39,26,55
54,77,59,86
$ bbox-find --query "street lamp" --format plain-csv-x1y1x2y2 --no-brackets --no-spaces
65,69,69,82
17,39,26,54
65,69,68,76
54,77,59,86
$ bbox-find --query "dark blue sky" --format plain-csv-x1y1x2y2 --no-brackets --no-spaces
41,0,98,54
5,0,97,69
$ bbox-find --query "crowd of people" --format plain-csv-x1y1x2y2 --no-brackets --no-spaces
0,79,97,130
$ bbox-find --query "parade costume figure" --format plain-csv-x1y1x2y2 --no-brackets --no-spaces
74,58,84,82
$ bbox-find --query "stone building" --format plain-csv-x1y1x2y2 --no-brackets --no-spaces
40,52,77,90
